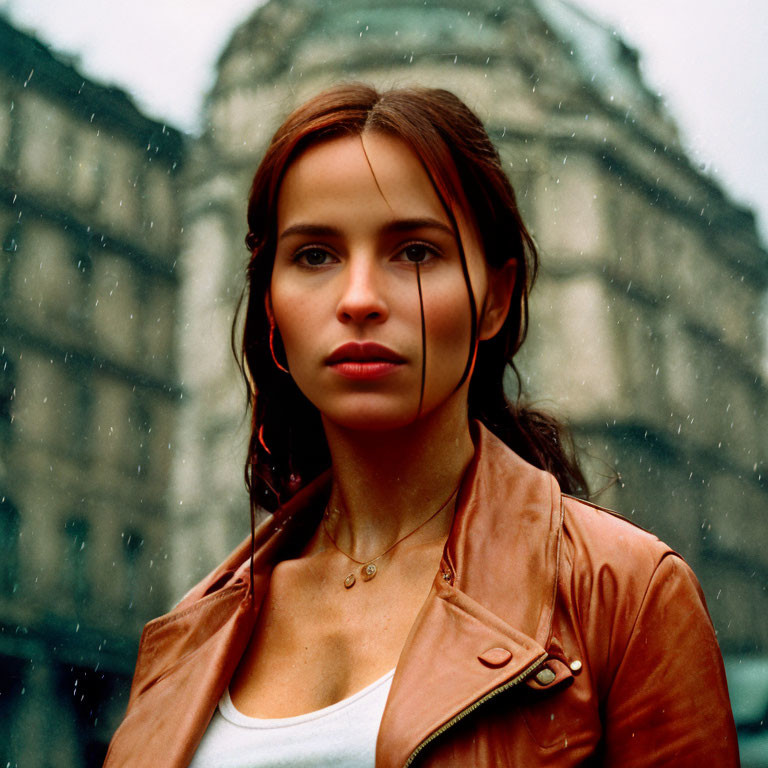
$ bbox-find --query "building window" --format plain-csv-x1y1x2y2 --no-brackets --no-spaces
0,348,14,430
0,498,20,595
64,518,89,605
1,221,20,256
122,530,143,610
57,664,112,768
0,655,24,765
73,378,93,459
68,240,93,329
135,401,151,478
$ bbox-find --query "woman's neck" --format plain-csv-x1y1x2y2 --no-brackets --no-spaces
320,405,475,560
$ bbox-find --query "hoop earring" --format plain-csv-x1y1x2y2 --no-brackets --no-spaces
258,423,272,455
268,320,290,373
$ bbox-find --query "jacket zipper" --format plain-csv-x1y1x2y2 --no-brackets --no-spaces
403,654,547,767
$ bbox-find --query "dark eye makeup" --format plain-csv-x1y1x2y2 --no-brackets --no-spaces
397,242,440,264
291,246,336,267
289,239,442,269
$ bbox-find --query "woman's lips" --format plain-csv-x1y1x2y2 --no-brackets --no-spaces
330,361,403,380
326,342,405,379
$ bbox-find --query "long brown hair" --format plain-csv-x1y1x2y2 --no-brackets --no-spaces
236,83,587,513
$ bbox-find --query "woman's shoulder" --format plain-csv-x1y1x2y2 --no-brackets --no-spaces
556,493,721,705
560,492,678,570
557,492,707,632
173,476,333,612
173,530,257,611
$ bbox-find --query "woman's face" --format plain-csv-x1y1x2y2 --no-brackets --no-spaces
270,132,511,431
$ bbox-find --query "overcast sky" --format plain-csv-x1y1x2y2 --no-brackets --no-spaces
2,0,767,243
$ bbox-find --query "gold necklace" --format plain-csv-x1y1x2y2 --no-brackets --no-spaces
323,486,459,589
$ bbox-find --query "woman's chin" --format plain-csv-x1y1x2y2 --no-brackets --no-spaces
313,387,466,434
321,405,424,433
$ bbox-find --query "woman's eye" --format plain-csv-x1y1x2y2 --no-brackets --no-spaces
398,244,436,264
296,248,332,266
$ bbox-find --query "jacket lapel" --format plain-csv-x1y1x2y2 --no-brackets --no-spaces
106,426,562,768
376,579,549,768
105,586,255,767
105,476,332,768
376,425,564,767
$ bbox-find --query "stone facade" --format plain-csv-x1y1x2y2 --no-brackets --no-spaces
2,1,766,764
174,0,768,660
0,17,183,766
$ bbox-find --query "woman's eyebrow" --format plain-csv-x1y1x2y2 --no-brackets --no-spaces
381,217,455,237
278,217,454,241
278,223,341,240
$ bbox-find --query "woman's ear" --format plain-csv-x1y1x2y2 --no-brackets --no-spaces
478,260,516,341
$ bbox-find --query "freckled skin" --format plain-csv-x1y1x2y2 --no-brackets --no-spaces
270,133,496,431
230,134,515,718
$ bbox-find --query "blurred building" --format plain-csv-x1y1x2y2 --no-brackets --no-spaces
173,0,768,664
2,1,767,766
0,16,183,767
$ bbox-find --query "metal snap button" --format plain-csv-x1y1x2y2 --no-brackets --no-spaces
569,659,583,673
535,667,556,685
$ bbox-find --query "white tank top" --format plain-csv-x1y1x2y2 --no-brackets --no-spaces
189,669,396,768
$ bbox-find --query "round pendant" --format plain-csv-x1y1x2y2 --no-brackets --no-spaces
361,563,377,581
344,573,356,589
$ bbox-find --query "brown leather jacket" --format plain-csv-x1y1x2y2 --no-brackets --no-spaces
105,424,739,767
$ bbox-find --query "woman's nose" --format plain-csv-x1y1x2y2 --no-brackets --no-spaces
335,258,389,325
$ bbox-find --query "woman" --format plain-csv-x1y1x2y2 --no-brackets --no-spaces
105,84,738,767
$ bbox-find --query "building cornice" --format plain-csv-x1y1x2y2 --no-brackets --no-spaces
0,15,185,166
0,182,180,280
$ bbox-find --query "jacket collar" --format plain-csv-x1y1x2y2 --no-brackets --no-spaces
115,423,563,768
376,423,563,767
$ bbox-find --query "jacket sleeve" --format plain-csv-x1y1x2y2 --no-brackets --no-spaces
601,552,739,766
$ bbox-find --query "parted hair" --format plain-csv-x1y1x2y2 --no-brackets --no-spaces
235,83,587,513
